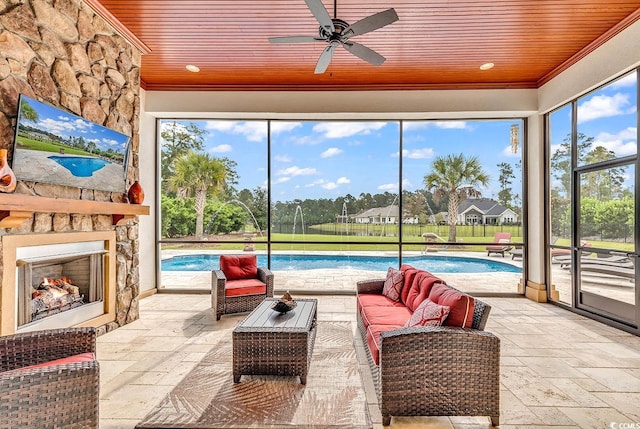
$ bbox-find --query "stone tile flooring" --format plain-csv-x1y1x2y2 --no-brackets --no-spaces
98,293,640,429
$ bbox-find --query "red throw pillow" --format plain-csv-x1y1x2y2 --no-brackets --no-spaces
220,254,258,280
382,267,404,302
428,283,475,328
404,298,450,328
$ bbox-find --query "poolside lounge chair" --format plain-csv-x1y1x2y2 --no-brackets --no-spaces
486,232,512,257
510,245,523,260
576,262,635,280
557,254,632,268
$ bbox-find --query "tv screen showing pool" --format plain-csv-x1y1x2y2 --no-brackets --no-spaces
11,94,131,193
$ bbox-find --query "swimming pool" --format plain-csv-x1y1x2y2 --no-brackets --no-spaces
161,254,520,273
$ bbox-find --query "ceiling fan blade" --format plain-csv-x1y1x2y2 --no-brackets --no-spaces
304,0,334,33
315,43,336,74
269,36,324,44
343,41,385,66
344,8,398,38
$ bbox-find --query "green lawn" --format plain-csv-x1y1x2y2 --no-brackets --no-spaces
17,137,91,156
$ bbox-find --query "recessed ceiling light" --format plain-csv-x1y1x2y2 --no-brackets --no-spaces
479,62,494,70
185,64,200,72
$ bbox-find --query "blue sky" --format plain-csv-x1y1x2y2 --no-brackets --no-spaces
160,71,637,203
18,95,130,155
549,71,637,190
162,118,523,202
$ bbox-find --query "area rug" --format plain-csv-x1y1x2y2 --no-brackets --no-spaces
135,321,372,429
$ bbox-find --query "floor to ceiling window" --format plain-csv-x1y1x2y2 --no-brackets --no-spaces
158,118,524,295
546,70,638,331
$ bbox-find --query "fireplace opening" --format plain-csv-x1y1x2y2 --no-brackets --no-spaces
13,239,110,333
17,251,105,327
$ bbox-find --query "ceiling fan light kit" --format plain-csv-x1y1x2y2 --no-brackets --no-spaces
268,0,398,74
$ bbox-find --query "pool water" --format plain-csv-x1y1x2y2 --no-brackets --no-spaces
48,156,111,177
161,254,520,273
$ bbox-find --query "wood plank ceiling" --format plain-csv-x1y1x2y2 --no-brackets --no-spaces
92,0,640,91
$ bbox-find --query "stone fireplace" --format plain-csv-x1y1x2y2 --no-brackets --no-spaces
1,231,116,335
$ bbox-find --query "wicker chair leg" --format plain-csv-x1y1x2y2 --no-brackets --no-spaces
382,415,391,426
216,312,222,320
491,416,499,427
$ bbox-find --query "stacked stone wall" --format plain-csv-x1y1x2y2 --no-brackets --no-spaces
0,0,142,333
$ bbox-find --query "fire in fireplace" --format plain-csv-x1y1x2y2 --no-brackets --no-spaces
16,242,106,330
31,276,85,322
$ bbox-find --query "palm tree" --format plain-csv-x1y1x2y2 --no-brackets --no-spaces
168,151,227,239
423,153,489,242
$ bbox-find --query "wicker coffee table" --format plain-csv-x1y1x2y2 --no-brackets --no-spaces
232,298,317,384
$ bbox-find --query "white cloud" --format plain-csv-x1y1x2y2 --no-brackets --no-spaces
593,127,637,156
322,182,339,190
377,183,397,191
403,121,468,131
205,120,267,142
271,122,302,134
501,144,520,157
378,179,413,191
336,177,350,184
312,122,387,138
276,166,317,177
273,176,291,184
398,148,434,159
321,147,342,158
210,144,232,153
274,154,292,162
577,93,632,123
610,73,637,89
38,117,94,137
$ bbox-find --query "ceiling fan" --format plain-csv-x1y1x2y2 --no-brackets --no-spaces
268,0,399,74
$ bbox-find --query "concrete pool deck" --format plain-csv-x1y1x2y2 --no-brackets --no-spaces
159,249,636,306
160,250,525,294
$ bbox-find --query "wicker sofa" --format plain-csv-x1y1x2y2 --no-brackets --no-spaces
356,265,500,426
0,327,99,428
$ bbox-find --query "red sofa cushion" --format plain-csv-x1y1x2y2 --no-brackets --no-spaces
428,282,475,328
404,298,450,328
399,264,419,304
357,293,405,314
404,270,443,312
360,305,412,329
366,324,404,366
382,267,404,301
20,352,96,370
220,254,258,280
225,278,266,297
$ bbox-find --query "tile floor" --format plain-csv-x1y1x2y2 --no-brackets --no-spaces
98,293,640,429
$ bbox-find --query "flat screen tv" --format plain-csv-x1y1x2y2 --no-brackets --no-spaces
11,94,131,193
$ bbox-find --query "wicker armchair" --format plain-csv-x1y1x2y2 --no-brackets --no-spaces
357,279,500,426
0,327,99,429
213,254,274,320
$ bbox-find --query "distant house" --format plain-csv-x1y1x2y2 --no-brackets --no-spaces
456,198,518,225
354,205,419,224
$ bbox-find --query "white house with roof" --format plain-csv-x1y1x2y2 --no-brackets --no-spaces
353,205,419,224
456,198,519,225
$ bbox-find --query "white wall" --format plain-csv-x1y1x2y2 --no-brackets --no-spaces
137,88,157,294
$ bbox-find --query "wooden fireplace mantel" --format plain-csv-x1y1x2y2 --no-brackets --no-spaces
0,193,149,228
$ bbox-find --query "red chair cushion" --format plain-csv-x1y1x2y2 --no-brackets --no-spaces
399,264,419,304
404,270,443,312
20,352,96,370
428,282,475,328
366,324,403,366
225,278,266,297
220,254,258,280
360,305,412,329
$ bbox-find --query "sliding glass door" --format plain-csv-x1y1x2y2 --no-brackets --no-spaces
547,70,639,329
